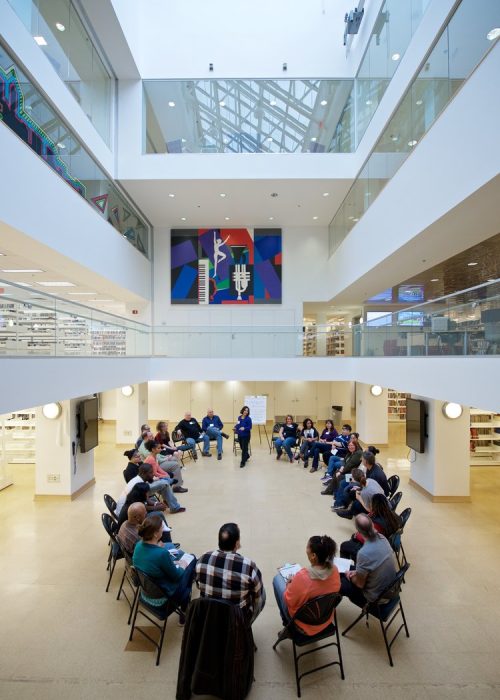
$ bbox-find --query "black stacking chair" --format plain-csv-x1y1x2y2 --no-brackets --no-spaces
389,491,403,512
103,494,118,522
390,507,412,569
129,569,183,665
101,513,123,592
269,423,281,454
273,593,344,697
342,563,410,666
387,474,400,498
116,541,140,624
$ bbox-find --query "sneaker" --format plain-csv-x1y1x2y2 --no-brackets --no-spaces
202,452,212,457
240,463,245,468
309,467,318,473
173,486,188,493
276,453,281,460
221,432,229,439
217,453,222,460
303,461,309,469
192,452,198,460
170,507,186,514
289,458,293,463
321,475,332,483
334,508,352,519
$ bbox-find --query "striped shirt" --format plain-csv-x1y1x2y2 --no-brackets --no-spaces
196,549,266,619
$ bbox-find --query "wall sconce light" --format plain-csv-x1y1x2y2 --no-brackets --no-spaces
442,402,463,419
121,385,134,397
370,385,383,397
42,402,62,419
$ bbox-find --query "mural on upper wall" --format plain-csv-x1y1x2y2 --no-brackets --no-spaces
0,64,86,197
171,228,282,304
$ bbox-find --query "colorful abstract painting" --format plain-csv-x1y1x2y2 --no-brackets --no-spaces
171,228,282,304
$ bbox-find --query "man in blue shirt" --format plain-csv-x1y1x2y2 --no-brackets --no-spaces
201,409,229,460
332,424,352,459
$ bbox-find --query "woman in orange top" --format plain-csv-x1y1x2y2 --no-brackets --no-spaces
273,535,340,636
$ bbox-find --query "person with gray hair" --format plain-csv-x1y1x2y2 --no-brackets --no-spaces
340,514,397,607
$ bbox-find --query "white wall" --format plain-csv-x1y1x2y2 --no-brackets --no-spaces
355,382,389,444
111,0,383,79
153,226,329,328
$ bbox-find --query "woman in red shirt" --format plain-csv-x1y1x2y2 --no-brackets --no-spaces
273,535,340,636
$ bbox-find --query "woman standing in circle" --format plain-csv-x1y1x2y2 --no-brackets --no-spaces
234,405,252,468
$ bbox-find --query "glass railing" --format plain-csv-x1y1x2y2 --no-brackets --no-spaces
143,0,429,155
329,0,500,253
0,280,151,356
1,279,498,358
0,44,150,257
7,0,112,145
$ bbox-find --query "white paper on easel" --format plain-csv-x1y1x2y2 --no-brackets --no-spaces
244,396,267,425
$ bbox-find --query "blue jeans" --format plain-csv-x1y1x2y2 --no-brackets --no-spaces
185,435,210,454
148,480,181,511
272,573,291,626
275,437,296,460
326,455,344,477
205,427,223,454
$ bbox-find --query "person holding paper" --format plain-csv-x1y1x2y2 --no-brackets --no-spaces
272,535,340,637
133,514,197,620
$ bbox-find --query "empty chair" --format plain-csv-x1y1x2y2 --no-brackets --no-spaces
389,491,403,512
129,568,183,666
387,474,400,498
273,593,345,697
104,494,118,522
342,563,410,666
101,513,123,592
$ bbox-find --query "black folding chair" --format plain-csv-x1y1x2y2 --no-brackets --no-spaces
101,513,123,592
104,494,118,522
273,593,345,697
389,491,403,512
269,423,281,454
116,541,140,624
390,507,412,569
387,474,400,498
129,569,183,666
342,563,410,666
233,435,252,457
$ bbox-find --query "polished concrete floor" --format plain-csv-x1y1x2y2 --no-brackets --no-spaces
1,422,500,699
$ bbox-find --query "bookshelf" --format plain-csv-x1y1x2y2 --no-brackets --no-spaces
0,411,36,465
303,325,317,356
388,389,411,422
470,409,500,466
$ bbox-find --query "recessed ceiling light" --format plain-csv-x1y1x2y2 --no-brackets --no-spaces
487,278,496,282
348,216,354,220
224,217,230,221
352,218,359,222
390,134,399,142
268,216,274,221
311,137,317,142
37,281,76,287
416,99,423,106
322,192,330,197
467,262,478,266
313,216,319,220
267,136,273,142
34,36,47,46
487,28,500,41
56,142,65,149
431,278,439,282
181,217,187,221
168,101,176,107
168,193,175,198
391,52,400,61
1,269,43,273
181,138,187,143
270,100,277,106
219,193,226,198
67,292,95,296
219,100,225,107
55,22,65,32
320,100,328,106
365,99,372,106
408,139,418,147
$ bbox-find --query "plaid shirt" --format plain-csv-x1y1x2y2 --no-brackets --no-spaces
196,549,266,619
117,521,140,555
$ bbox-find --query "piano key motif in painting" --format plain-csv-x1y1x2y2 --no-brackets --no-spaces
171,228,282,304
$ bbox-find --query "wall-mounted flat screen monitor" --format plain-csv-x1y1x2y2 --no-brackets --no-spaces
79,397,98,453
366,311,392,327
398,311,424,326
406,398,426,453
398,284,424,303
368,288,393,303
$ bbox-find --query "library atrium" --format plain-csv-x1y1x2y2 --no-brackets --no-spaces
0,0,499,698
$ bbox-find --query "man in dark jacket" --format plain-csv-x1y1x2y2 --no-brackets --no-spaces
364,451,390,496
175,412,211,458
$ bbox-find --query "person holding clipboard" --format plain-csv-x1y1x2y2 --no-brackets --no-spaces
234,405,252,468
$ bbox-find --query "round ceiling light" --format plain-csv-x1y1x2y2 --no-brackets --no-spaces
121,385,134,397
487,28,500,41
442,402,463,419
370,385,383,397
42,402,62,419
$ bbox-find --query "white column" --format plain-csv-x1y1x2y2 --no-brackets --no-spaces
355,382,389,445
410,397,470,501
35,398,94,499
116,382,148,444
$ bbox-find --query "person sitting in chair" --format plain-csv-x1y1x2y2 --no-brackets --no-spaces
308,420,338,472
117,501,147,554
273,535,340,638
201,408,229,460
340,514,397,607
123,448,143,483
275,415,299,463
175,412,211,458
295,418,319,465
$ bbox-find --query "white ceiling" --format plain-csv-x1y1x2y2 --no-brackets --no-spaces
120,177,352,228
